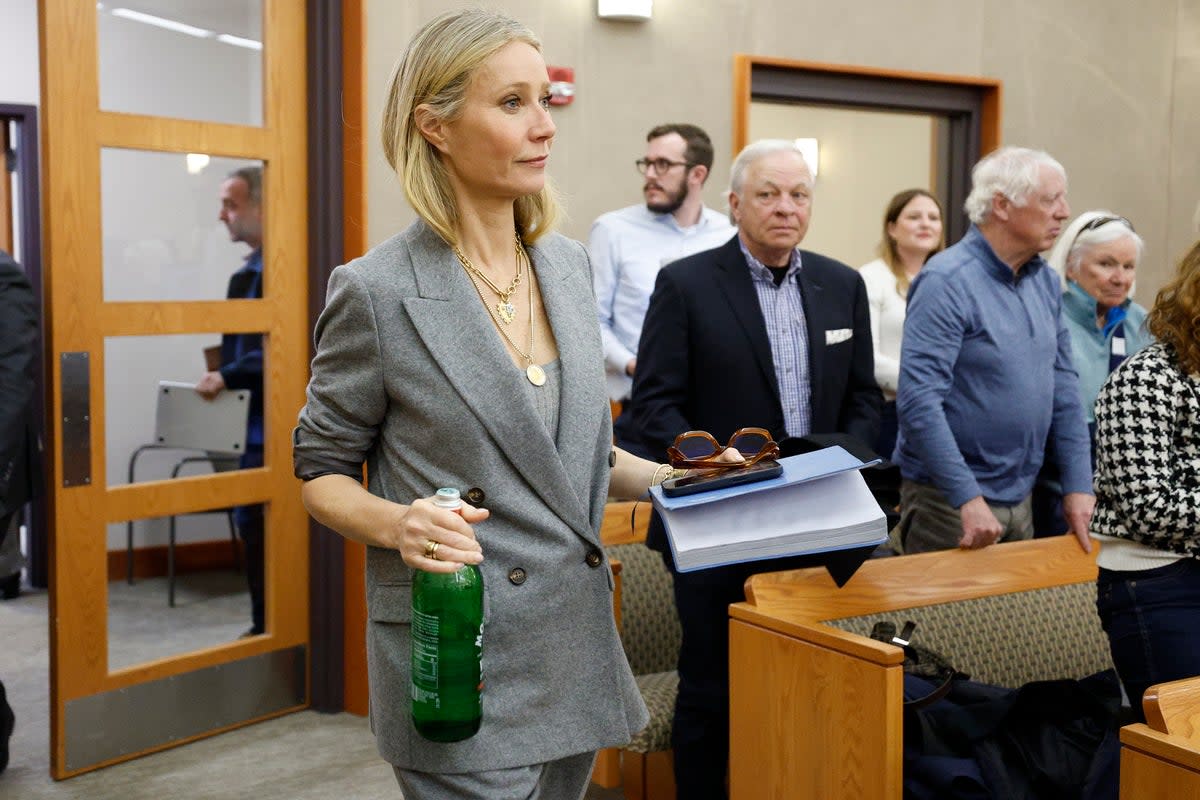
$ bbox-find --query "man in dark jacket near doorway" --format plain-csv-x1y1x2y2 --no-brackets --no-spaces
0,248,38,773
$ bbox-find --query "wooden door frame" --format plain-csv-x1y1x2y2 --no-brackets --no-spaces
732,56,1002,246
40,0,310,777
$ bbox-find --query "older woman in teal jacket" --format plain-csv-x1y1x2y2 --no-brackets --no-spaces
1032,211,1151,537
1047,211,1153,444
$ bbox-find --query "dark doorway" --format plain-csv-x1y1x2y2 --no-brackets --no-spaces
0,103,47,590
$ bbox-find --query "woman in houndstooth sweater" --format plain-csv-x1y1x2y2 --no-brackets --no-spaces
1092,238,1200,722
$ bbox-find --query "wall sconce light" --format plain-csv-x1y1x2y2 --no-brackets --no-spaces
794,138,819,178
597,0,652,20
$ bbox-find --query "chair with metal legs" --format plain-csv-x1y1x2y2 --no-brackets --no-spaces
124,381,250,604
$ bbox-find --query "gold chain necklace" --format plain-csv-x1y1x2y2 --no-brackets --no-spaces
453,234,524,324
460,238,546,387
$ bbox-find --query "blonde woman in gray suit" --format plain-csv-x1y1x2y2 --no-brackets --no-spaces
292,9,728,799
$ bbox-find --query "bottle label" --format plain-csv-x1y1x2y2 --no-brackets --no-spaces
411,608,441,707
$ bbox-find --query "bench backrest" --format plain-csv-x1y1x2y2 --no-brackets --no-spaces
740,537,1107,687
825,581,1112,688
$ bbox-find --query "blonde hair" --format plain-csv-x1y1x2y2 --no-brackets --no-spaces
381,9,560,246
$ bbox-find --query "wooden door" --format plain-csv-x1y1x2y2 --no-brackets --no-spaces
39,0,308,777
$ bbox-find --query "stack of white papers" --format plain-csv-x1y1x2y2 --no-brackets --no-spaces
649,446,887,572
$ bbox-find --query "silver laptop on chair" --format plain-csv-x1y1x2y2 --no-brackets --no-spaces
154,380,250,459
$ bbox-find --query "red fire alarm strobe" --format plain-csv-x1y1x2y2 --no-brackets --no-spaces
548,65,575,106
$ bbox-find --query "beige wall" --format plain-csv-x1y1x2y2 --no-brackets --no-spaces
748,102,934,268
366,0,1200,303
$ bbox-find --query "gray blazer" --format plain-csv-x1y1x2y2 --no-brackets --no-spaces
294,220,648,771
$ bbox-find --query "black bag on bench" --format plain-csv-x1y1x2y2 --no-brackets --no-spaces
869,620,1121,800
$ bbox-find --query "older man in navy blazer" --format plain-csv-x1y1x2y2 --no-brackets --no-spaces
618,139,880,799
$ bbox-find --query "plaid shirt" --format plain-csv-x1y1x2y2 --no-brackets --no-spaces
739,240,811,437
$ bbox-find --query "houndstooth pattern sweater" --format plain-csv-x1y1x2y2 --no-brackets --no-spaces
1092,342,1200,557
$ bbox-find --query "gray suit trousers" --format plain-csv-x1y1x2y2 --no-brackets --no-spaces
393,750,596,800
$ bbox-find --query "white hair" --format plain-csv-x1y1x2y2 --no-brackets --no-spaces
963,146,1066,225
1045,210,1144,290
726,139,814,225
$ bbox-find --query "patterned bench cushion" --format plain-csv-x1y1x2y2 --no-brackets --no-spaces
823,582,1113,688
626,671,678,754
609,543,681,676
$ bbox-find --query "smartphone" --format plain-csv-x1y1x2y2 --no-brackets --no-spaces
661,460,783,497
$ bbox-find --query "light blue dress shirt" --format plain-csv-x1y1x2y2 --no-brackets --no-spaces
589,204,735,400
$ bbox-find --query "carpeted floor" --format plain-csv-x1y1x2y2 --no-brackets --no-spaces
0,574,624,799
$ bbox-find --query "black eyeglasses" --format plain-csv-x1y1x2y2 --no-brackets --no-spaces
635,158,693,176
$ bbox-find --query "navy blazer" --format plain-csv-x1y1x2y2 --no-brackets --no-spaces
617,235,881,549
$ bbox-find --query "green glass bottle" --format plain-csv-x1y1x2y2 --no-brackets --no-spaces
411,488,484,742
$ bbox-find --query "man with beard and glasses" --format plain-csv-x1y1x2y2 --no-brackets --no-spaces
590,124,734,417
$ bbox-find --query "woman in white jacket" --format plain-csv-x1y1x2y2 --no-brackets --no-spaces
858,189,944,459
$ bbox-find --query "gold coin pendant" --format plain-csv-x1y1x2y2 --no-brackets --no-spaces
526,363,546,387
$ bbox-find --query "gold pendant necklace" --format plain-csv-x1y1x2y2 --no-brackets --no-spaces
453,235,524,324
460,237,544,387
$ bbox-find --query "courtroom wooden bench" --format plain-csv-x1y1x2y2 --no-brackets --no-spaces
1120,675,1200,798
726,537,1112,799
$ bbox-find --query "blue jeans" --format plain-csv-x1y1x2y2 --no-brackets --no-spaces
1096,558,1200,722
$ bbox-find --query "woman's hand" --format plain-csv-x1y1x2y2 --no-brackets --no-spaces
709,447,747,467
396,496,488,573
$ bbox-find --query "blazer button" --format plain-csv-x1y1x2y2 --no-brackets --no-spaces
466,487,485,505
508,567,527,586
585,550,603,568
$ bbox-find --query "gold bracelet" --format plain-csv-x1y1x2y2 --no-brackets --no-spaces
650,463,674,487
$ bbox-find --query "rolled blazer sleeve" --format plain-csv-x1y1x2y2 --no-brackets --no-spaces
293,266,389,480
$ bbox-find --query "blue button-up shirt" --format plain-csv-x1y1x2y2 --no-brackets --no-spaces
739,240,812,438
894,226,1092,507
590,204,735,400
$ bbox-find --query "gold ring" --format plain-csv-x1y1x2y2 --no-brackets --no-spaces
424,540,440,560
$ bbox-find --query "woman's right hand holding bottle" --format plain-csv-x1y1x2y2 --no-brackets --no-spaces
396,494,487,573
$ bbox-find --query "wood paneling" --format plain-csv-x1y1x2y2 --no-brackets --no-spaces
107,539,240,582
600,500,650,546
730,620,902,799
1121,730,1200,799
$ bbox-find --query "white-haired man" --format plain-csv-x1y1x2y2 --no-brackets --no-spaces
623,139,880,800
893,146,1094,554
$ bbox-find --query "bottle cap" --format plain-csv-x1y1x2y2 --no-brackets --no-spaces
433,487,462,509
